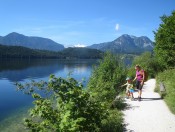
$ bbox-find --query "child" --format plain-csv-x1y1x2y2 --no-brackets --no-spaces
121,77,134,100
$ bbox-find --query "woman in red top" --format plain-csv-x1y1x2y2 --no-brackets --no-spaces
133,65,145,101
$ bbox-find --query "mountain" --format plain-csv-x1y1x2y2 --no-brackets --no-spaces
88,34,154,54
0,32,64,51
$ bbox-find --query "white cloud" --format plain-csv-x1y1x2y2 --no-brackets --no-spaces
115,24,120,31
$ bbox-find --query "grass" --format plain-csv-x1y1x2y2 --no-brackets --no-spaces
156,68,175,114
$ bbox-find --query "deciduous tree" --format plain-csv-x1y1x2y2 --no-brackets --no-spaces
154,11,175,68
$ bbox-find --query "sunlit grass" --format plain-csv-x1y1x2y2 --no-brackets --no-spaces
156,69,175,114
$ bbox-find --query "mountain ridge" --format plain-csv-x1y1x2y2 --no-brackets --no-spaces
88,34,154,54
0,32,154,54
0,32,64,51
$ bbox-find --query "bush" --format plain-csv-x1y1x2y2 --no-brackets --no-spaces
87,52,127,105
16,75,108,131
101,110,123,132
87,52,126,131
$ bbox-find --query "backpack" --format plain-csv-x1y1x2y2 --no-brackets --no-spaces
140,69,148,82
142,70,148,82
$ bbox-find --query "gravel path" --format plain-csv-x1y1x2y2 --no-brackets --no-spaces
123,79,175,132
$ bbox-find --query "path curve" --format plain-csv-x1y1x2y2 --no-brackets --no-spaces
123,79,175,132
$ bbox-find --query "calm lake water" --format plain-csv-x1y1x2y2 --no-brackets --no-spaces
0,59,98,131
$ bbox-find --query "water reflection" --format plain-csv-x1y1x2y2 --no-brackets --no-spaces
0,59,63,82
0,59,98,82
0,59,98,123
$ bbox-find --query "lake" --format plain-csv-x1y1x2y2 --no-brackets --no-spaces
0,59,98,131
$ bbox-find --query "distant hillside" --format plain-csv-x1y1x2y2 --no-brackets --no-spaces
88,34,154,54
61,47,103,59
0,44,103,59
0,44,61,59
0,32,64,51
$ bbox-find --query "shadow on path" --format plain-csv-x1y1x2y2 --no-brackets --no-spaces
140,97,162,101
122,97,163,113
123,123,135,132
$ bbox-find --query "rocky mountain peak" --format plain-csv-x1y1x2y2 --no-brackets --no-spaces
88,34,154,54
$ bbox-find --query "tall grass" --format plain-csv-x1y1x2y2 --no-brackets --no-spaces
156,69,175,114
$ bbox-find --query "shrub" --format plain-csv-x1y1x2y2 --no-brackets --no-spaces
87,52,126,131
87,52,127,105
16,75,108,131
101,110,123,132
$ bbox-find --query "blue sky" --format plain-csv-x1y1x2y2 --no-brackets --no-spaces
0,0,174,47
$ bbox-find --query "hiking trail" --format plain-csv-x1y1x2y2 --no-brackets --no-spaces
123,79,175,132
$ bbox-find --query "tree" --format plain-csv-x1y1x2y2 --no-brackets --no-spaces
16,75,107,131
87,52,126,104
154,10,175,68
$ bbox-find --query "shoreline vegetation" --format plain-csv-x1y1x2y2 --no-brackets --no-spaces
0,44,137,62
0,44,103,59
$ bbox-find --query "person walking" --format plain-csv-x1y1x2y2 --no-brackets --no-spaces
120,77,134,100
133,65,145,101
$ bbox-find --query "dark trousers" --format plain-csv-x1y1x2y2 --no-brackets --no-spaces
136,80,143,90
